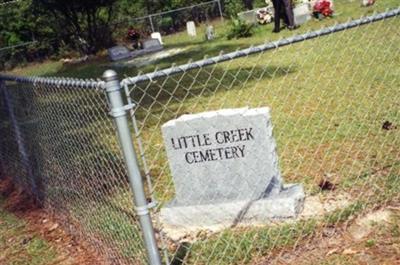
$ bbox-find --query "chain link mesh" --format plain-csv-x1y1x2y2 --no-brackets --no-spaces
0,79,149,264
0,9,399,265
125,11,400,265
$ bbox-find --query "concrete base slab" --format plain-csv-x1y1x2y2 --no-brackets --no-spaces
160,184,304,239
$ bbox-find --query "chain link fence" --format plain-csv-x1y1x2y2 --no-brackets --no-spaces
1,8,400,265
112,0,223,44
0,77,153,264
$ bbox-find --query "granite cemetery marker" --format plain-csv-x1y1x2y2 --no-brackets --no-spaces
160,107,304,229
142,38,163,51
108,45,132,61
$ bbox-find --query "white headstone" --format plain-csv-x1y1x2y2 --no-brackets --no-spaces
293,3,311,25
186,21,197,37
162,107,283,205
151,32,163,44
205,25,215,40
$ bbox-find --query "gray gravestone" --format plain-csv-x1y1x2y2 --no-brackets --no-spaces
238,9,258,24
142,38,163,50
108,45,132,61
160,107,304,229
129,38,163,59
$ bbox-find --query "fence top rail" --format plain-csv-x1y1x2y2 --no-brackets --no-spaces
0,7,399,89
0,74,105,90
0,41,38,52
115,0,219,25
121,7,400,87
0,0,21,7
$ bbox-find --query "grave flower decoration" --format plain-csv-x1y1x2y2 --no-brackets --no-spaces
257,8,273,24
127,28,140,40
361,0,376,7
313,0,333,19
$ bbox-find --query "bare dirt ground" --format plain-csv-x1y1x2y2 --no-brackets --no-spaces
0,176,105,265
257,204,400,265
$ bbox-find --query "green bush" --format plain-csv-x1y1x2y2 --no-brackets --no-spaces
224,0,245,18
227,18,255,40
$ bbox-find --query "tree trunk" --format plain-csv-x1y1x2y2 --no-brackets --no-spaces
243,0,254,10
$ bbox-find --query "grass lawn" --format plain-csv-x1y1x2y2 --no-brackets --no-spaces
8,0,400,78
2,0,399,264
118,1,400,262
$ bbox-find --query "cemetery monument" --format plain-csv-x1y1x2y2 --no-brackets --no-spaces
160,107,305,229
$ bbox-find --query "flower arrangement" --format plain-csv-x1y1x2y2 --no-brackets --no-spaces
256,8,274,25
127,27,142,49
313,0,333,19
361,0,375,7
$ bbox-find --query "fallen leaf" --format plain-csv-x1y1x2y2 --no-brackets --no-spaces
326,248,339,256
342,248,357,255
49,223,59,231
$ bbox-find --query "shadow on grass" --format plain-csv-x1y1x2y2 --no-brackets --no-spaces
42,42,258,80
132,64,297,128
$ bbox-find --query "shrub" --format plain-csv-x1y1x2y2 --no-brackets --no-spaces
224,0,245,18
227,18,255,40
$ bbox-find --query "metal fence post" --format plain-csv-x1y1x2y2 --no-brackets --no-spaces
217,0,224,22
0,80,37,196
149,15,155,33
103,70,162,265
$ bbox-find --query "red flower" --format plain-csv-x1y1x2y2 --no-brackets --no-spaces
314,0,333,17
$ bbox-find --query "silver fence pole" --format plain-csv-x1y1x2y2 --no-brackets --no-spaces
103,70,162,265
149,15,155,33
217,0,224,22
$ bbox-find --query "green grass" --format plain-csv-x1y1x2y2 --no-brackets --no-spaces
8,0,400,78
0,199,62,265
3,1,400,264
185,219,319,264
136,11,400,202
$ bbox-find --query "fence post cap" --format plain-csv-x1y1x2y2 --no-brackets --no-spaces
103,70,118,82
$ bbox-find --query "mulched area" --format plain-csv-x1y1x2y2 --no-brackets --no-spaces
0,176,107,265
